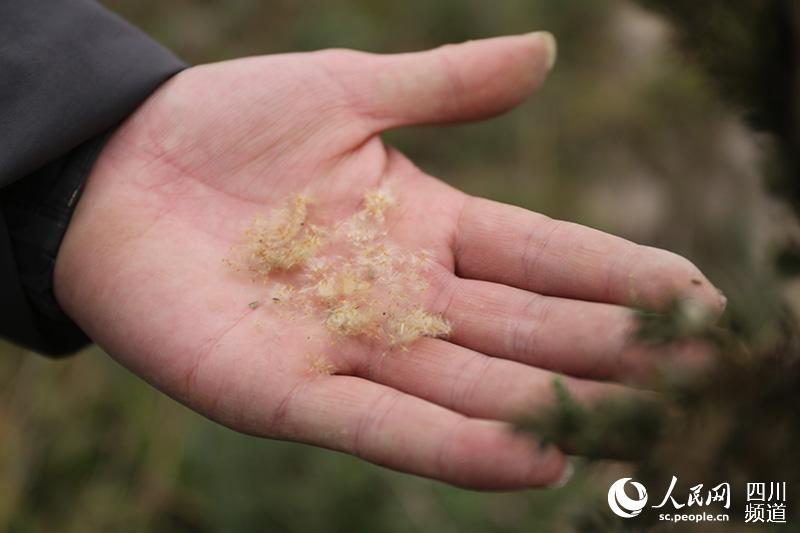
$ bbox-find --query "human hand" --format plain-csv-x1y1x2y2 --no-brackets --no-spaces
54,33,723,489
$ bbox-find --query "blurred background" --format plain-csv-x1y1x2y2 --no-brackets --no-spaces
1,0,780,531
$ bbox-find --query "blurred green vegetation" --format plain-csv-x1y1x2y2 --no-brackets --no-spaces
2,0,777,531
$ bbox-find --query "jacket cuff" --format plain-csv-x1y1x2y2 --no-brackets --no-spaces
1,133,112,355
0,0,187,355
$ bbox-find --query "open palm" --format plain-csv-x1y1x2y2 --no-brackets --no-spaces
54,34,722,490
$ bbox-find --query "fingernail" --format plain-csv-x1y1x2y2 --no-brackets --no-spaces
548,458,574,488
531,31,558,71
718,289,727,312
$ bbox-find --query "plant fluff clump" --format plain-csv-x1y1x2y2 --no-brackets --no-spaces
226,186,450,350
227,194,324,276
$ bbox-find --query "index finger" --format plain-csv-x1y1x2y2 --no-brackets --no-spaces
453,196,724,311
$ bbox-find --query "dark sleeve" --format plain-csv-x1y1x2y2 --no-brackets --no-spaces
0,0,187,355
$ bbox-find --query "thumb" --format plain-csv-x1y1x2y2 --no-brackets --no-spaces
347,32,557,131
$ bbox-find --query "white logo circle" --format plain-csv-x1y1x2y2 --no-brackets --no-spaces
608,478,648,518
